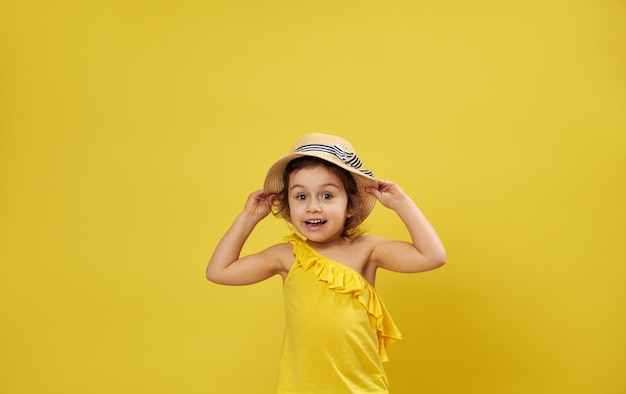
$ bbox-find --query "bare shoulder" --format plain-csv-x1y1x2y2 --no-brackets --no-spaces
345,235,391,285
351,234,389,249
349,234,389,263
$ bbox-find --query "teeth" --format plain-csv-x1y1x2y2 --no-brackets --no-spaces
306,220,326,225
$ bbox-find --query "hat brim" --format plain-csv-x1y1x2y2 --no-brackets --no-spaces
263,151,379,229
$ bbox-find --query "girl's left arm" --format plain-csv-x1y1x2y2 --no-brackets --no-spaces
366,179,446,273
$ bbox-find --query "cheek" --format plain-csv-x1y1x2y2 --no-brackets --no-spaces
287,201,301,215
338,199,353,217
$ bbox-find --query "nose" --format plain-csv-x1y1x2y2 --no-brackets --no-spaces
306,201,321,213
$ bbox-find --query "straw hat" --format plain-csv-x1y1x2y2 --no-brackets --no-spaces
263,133,378,228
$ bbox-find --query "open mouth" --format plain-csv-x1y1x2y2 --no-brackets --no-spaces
305,219,327,226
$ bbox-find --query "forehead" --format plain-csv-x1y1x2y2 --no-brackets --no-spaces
288,165,345,188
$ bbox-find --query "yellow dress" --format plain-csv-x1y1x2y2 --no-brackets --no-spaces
277,233,402,394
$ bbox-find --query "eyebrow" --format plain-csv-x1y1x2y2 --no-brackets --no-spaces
290,183,342,191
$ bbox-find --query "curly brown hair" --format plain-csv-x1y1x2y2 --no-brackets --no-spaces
271,156,366,239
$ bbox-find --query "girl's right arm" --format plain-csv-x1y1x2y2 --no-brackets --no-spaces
206,190,289,286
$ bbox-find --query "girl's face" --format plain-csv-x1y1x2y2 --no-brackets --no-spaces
287,165,353,244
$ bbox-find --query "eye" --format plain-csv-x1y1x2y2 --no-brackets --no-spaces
295,194,307,201
321,193,333,200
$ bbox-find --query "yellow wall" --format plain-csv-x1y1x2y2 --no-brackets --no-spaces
1,1,624,393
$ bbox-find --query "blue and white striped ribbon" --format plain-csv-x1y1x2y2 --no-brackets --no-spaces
294,144,374,177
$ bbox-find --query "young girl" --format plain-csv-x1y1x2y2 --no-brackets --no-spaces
207,133,446,394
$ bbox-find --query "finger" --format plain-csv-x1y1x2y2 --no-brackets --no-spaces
365,186,382,199
376,179,392,189
250,190,265,200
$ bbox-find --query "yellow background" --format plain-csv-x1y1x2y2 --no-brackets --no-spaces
1,1,624,393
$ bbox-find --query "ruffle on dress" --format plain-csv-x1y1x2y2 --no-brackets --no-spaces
284,233,402,361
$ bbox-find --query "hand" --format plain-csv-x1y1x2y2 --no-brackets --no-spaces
366,179,411,210
243,190,276,221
